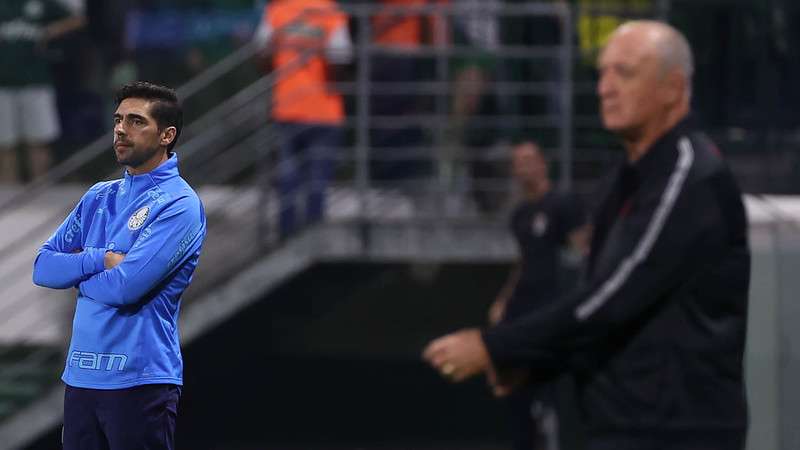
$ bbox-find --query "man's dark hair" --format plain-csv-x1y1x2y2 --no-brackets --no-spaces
114,81,183,151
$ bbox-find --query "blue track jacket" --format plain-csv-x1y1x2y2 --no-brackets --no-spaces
33,154,206,389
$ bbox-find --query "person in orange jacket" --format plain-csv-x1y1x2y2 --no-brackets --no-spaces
254,0,353,239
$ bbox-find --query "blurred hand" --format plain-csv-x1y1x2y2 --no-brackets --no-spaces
104,252,125,270
422,328,491,383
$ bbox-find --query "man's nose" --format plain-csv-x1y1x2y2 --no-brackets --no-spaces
597,75,614,98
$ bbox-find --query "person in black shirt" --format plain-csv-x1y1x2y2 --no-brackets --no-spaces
491,141,588,324
424,21,750,450
488,140,588,450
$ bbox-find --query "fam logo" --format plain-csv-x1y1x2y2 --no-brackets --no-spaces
127,206,150,230
531,212,549,237
69,351,127,371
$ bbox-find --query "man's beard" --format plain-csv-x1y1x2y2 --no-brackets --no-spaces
117,145,160,169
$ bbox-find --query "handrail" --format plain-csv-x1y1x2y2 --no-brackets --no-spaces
0,41,263,217
176,41,259,101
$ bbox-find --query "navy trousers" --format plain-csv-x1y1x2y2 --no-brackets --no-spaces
63,384,180,450
274,121,342,239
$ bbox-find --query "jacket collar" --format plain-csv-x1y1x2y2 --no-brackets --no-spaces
627,115,694,178
122,152,180,190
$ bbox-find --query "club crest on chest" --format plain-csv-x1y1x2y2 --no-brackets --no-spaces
531,212,548,237
128,206,150,231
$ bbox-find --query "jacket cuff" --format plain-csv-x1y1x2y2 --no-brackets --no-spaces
481,327,511,367
82,247,106,275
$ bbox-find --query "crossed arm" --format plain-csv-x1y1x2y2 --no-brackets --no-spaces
33,197,204,308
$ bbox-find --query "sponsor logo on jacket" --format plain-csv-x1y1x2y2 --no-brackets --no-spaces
69,351,128,371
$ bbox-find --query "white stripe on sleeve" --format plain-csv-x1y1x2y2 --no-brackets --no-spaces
575,137,695,321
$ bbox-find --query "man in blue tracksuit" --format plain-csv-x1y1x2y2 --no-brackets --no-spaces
33,81,206,450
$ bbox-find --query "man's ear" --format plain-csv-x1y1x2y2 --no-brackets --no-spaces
663,70,687,105
160,127,177,148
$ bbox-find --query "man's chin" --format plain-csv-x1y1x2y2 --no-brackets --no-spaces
115,149,131,166
603,121,637,139
116,156,141,169
601,117,623,132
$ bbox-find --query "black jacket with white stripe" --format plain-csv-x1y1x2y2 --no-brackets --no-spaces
483,118,750,443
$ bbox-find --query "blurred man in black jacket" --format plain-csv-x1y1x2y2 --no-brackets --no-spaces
424,21,750,450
